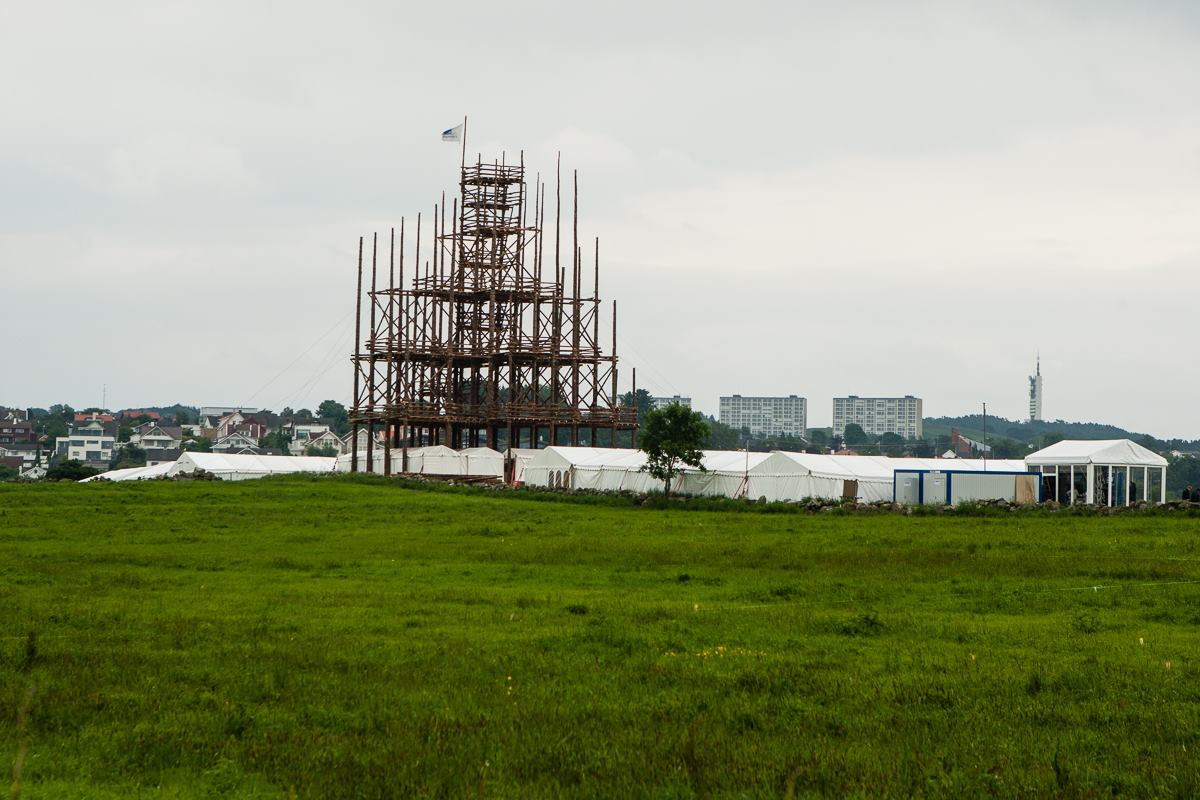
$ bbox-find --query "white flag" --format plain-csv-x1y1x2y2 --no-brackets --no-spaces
441,124,463,142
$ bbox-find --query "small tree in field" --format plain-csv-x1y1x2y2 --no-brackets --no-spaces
638,403,708,497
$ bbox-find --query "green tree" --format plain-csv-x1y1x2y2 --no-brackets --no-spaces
619,389,654,425
183,437,213,453
45,460,100,481
1040,432,1065,449
879,432,906,456
295,408,314,421
49,404,75,420
112,444,146,469
638,404,708,497
41,417,68,441
0,464,18,481
704,417,741,450
260,431,293,453
843,424,869,446
909,439,936,458
990,438,1027,458
317,400,351,435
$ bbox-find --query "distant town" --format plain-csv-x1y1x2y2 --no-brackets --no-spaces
5,374,1199,492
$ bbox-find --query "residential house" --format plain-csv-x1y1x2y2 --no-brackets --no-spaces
1,455,45,479
341,428,387,455
56,417,117,470
211,432,262,453
113,422,184,466
120,410,162,423
0,418,37,445
285,422,333,455
205,411,267,442
0,442,45,472
1,412,44,470
293,429,342,455
198,406,260,429
128,422,184,451
74,412,115,423
950,428,991,458
143,448,182,466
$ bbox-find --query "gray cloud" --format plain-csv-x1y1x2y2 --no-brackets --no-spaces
2,1,1198,436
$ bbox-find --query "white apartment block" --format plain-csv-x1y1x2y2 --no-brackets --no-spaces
650,395,692,410
832,395,923,440
55,420,115,467
718,395,806,438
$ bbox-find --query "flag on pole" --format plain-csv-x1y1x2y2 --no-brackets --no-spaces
441,124,463,142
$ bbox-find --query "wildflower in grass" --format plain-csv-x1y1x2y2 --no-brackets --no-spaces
1139,637,1144,646
1165,661,1172,670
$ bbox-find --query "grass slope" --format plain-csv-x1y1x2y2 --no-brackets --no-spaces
2,477,1200,798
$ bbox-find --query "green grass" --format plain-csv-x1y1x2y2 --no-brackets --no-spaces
2,477,1200,798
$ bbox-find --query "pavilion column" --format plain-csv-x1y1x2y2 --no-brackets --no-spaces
1106,466,1113,507
1161,468,1167,504
1086,464,1095,505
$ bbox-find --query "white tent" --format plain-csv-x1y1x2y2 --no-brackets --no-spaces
676,450,771,497
169,452,336,481
745,452,893,502
521,447,1022,502
523,447,629,490
743,453,1030,503
81,462,176,483
334,445,505,479
459,447,505,478
505,448,539,485
1025,439,1168,468
1025,439,1167,505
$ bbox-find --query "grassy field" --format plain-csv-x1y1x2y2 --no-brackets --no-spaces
2,477,1200,798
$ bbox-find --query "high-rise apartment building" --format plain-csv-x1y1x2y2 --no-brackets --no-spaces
718,395,806,438
650,395,692,410
1028,356,1043,422
832,395,923,440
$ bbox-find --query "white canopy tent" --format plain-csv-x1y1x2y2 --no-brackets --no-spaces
334,445,504,479
521,447,1024,503
523,447,772,495
81,462,176,482
459,447,505,478
170,452,336,481
505,448,540,485
1025,439,1167,505
747,452,893,502
82,455,335,483
746,453,1030,503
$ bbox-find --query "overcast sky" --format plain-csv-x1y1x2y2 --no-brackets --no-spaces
3,2,1199,437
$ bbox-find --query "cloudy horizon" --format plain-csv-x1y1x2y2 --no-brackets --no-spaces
4,2,1199,438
